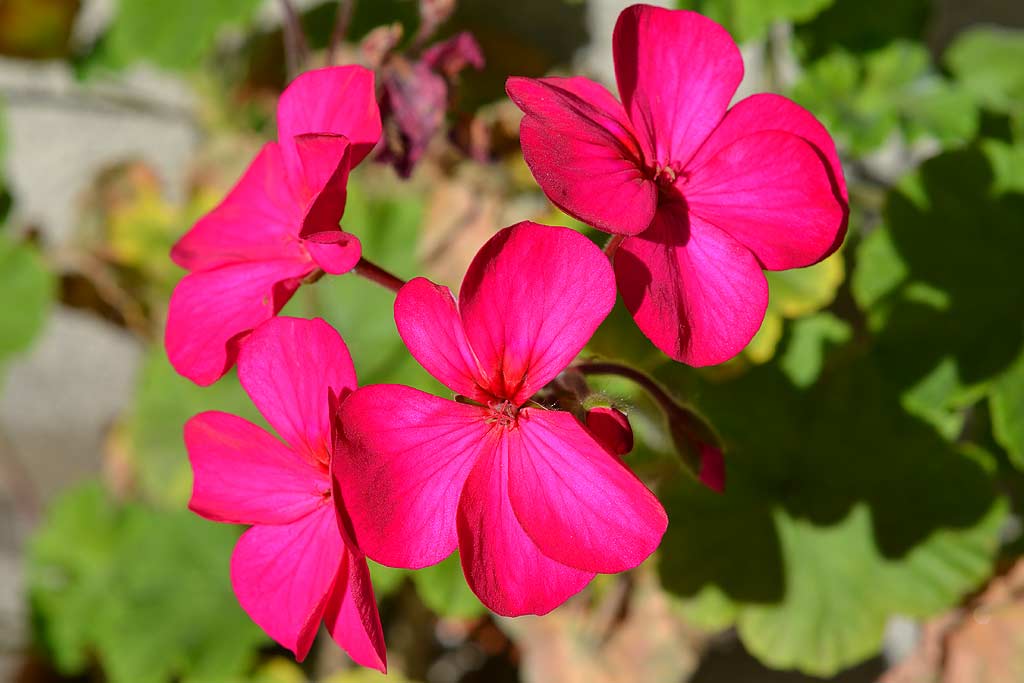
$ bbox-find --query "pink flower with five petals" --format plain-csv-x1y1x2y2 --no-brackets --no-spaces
506,4,848,366
333,222,668,616
185,316,386,670
167,66,381,386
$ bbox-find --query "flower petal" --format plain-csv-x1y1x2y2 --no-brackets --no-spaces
613,6,742,169
237,317,357,466
458,222,616,404
698,444,726,493
289,133,352,244
394,277,488,401
170,143,304,271
305,234,362,275
507,409,666,573
230,505,342,661
323,551,388,673
684,130,846,270
335,384,490,569
506,76,656,235
186,411,326,525
282,132,358,246
457,437,594,616
615,204,768,366
690,93,848,202
165,260,312,386
278,66,382,169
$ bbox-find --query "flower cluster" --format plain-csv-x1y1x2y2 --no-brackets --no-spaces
171,4,846,672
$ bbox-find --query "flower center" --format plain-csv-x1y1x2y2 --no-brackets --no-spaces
651,161,687,189
487,400,519,428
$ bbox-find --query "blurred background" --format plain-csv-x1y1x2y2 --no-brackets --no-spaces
1,0,1023,681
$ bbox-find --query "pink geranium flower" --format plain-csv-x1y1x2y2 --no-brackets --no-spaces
184,316,386,670
506,4,848,366
333,222,668,616
167,66,381,385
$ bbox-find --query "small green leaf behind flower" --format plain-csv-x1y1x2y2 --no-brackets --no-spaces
0,235,55,371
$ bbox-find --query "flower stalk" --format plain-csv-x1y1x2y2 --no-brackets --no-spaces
352,257,407,293
575,360,725,492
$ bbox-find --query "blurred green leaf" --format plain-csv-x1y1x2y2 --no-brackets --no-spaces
324,668,419,683
852,148,1024,411
0,235,54,367
791,42,977,155
410,552,486,619
796,0,930,59
655,358,1005,676
588,298,670,370
946,27,1024,123
93,0,261,71
778,312,851,387
982,139,1024,194
676,0,834,43
746,252,844,364
901,77,979,146
991,351,1024,468
367,560,407,598
249,657,307,683
127,348,262,507
28,482,267,683
851,224,906,316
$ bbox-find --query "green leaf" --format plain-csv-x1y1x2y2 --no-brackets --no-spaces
791,42,977,155
0,235,54,367
655,358,1005,676
676,0,835,43
850,225,906,318
946,27,1024,120
853,147,1024,404
410,553,486,619
588,298,670,370
94,0,261,71
982,139,1024,195
902,77,979,146
127,347,262,507
367,560,407,598
745,252,844,364
795,0,931,59
28,483,267,683
991,351,1024,468
778,312,851,387
738,497,1003,676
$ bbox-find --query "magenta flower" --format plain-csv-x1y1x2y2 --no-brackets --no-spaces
166,66,381,386
333,222,668,616
185,316,386,670
506,4,848,366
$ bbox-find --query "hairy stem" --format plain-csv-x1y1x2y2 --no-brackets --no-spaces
576,360,721,452
575,360,674,412
352,257,407,293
